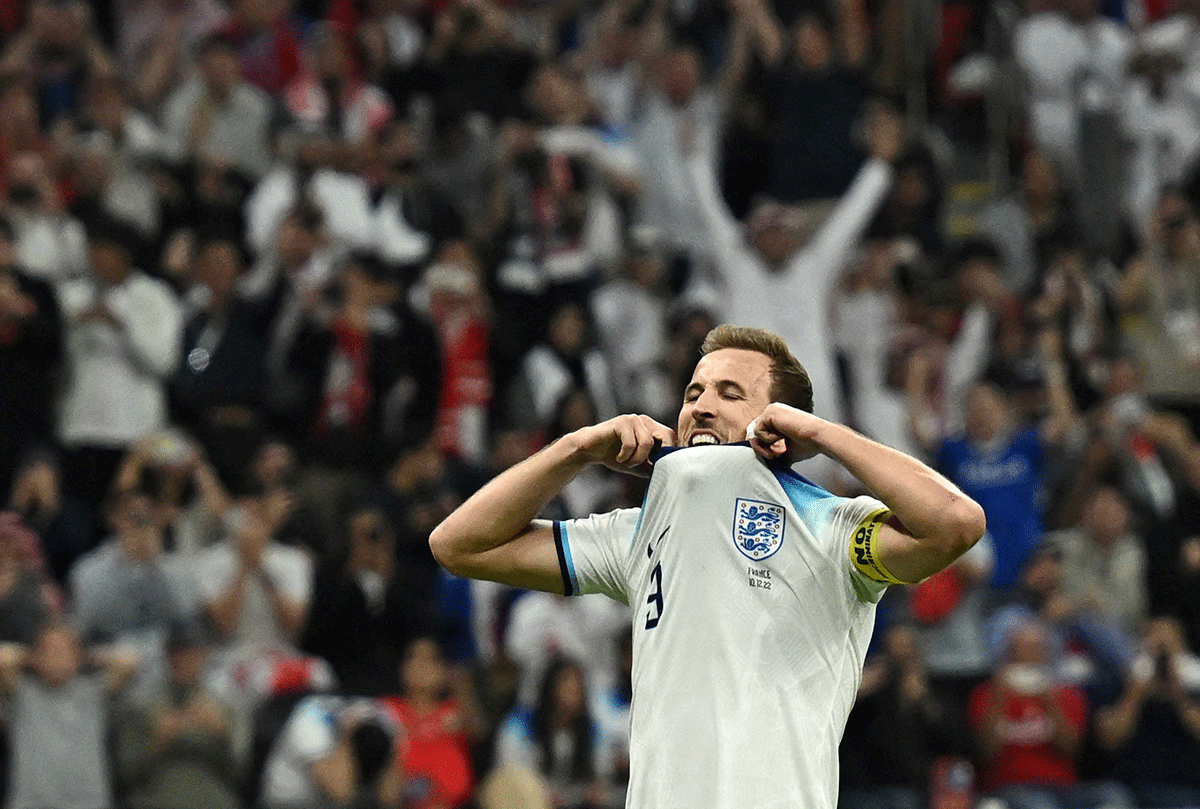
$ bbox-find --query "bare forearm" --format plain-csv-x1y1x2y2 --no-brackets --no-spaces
1095,690,1144,750
205,568,251,637
432,414,671,589
814,421,984,552
435,438,585,551
263,579,307,640
429,436,589,590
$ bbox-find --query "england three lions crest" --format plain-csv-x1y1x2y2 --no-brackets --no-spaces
733,498,785,561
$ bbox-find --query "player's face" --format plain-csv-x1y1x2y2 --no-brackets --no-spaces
677,349,774,447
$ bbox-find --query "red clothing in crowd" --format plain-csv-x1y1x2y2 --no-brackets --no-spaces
382,697,475,809
968,679,1088,792
434,313,490,463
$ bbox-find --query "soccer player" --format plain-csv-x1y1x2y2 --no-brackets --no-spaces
430,325,986,809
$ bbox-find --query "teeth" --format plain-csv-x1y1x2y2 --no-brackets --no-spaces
690,434,718,446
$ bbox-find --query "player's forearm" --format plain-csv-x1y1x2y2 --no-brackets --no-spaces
430,437,589,570
814,421,985,554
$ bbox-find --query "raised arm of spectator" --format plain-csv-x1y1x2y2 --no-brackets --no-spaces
903,346,943,458
685,140,758,283
715,19,755,100
792,104,899,285
1036,324,1081,447
726,0,786,67
832,0,870,69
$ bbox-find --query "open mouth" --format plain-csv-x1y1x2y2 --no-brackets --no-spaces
688,433,719,446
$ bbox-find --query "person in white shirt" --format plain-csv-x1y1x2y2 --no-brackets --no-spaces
57,213,182,508
430,324,986,809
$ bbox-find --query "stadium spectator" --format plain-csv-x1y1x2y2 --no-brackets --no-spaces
114,0,228,109
161,32,275,181
968,618,1134,809
839,623,956,809
1046,483,1149,639
412,253,489,466
987,536,1134,707
302,501,434,695
382,636,483,809
0,237,62,501
56,212,183,511
503,587,628,710
590,226,675,422
195,490,312,652
0,0,117,127
631,38,745,265
509,301,618,432
1094,616,1200,809
370,118,465,268
734,0,870,203
286,250,439,475
542,388,621,520
69,487,199,661
976,148,1082,299
421,100,496,241
929,327,1080,593
911,533,996,755
0,510,62,646
69,72,171,241
1116,186,1200,419
214,0,304,95
831,237,922,458
169,231,273,482
244,125,375,256
7,447,95,585
114,622,245,809
0,622,139,809
1023,234,1121,413
492,656,613,809
1013,0,1132,199
259,695,401,809
5,149,90,283
283,21,393,167
420,0,537,125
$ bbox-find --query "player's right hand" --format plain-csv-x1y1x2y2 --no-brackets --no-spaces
571,414,676,475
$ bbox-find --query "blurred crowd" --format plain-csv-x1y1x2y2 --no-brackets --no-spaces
0,0,1199,807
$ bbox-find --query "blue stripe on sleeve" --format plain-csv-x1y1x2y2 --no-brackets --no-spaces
553,521,580,596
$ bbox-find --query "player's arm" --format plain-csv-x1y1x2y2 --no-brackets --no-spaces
430,415,676,592
749,403,985,583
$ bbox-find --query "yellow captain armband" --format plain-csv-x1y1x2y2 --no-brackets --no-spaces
849,508,905,585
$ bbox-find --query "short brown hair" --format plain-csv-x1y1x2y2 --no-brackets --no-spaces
699,325,813,412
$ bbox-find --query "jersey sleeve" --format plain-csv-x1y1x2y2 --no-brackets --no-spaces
826,494,898,603
552,508,640,605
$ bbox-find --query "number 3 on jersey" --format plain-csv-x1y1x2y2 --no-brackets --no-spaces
645,528,667,629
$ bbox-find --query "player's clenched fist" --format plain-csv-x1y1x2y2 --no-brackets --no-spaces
569,414,676,473
748,402,827,463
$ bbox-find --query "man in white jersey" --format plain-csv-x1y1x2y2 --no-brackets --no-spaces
430,325,986,809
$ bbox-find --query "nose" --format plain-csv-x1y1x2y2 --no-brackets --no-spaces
691,386,718,419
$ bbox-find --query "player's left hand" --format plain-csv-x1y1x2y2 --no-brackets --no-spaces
748,403,825,463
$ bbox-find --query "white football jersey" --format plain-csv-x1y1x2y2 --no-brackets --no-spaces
554,443,892,809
